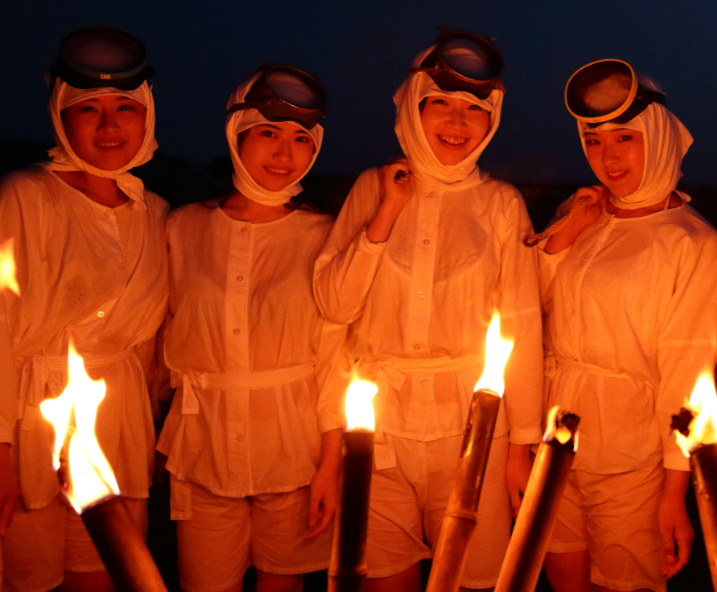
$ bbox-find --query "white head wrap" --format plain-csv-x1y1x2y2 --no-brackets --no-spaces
225,73,324,207
578,77,693,209
45,79,157,210
394,46,504,190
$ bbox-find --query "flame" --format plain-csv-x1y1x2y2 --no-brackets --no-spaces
675,374,717,457
40,340,119,513
474,313,514,397
543,405,579,448
345,378,378,432
0,239,20,296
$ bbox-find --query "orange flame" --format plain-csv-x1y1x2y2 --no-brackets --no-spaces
40,340,119,513
544,406,578,448
474,313,514,397
0,238,20,296
345,378,378,432
675,373,717,457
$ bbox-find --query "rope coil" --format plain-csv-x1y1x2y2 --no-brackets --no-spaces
523,194,592,247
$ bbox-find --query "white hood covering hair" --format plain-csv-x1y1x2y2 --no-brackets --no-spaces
225,73,324,207
578,77,693,210
393,46,504,190
45,79,157,211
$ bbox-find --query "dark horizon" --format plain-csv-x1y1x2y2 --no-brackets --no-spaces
2,0,717,187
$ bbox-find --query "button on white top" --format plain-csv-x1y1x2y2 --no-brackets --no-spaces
236,275,244,282
418,291,425,298
421,378,428,385
413,344,420,350
97,311,105,318
240,227,248,234
233,328,240,335
423,239,430,245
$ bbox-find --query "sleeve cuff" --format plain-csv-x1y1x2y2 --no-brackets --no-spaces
508,427,543,445
359,231,387,255
0,426,12,445
663,451,690,472
319,414,345,434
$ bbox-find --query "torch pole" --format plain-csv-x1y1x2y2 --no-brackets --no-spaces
425,388,501,592
494,412,580,592
329,429,374,592
80,495,167,592
689,444,717,590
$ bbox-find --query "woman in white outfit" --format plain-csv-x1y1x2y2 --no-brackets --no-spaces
313,31,543,592
0,27,168,592
537,59,717,592
157,64,345,592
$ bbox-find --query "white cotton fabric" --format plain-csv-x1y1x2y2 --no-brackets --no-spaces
578,78,693,210
313,169,543,446
394,47,503,189
157,204,345,500
225,74,324,207
0,166,169,508
539,204,717,473
45,80,158,210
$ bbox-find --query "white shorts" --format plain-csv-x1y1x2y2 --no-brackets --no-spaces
1,494,147,592
172,478,333,592
548,462,667,592
365,433,511,589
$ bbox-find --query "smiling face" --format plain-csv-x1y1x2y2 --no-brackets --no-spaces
238,122,315,191
419,95,491,166
60,94,146,171
584,127,645,197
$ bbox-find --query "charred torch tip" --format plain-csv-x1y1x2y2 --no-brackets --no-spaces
544,409,581,445
671,407,695,437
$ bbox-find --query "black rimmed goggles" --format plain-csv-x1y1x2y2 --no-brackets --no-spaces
410,30,505,99
565,59,666,126
227,64,327,130
49,26,153,91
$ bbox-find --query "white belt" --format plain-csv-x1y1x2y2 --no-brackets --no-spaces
359,353,484,394
545,352,650,385
16,347,137,432
171,362,315,415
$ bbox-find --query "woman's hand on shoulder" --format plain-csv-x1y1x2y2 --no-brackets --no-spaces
544,185,608,254
366,157,413,243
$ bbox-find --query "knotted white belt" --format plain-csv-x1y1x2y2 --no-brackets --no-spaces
171,362,315,415
544,352,644,382
17,348,137,432
359,353,484,394
357,353,484,470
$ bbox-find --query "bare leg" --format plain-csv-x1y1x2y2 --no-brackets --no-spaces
364,563,421,592
256,570,304,592
544,551,592,592
58,570,114,592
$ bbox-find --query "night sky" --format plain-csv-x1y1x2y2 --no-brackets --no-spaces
2,0,717,185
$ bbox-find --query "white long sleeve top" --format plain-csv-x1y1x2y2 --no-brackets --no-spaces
0,166,169,509
540,202,717,473
157,203,345,499
313,169,543,447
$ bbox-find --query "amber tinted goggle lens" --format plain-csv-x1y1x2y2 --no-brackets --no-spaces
50,26,152,90
227,65,327,130
411,32,505,99
565,59,666,125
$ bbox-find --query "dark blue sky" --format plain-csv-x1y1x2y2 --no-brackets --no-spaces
2,0,716,184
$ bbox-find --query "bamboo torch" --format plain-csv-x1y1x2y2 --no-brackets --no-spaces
494,407,580,592
329,378,378,592
672,373,717,590
426,313,514,592
40,340,167,592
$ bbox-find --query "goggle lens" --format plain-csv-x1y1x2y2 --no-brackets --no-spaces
565,59,665,124
53,27,151,90
229,65,327,129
